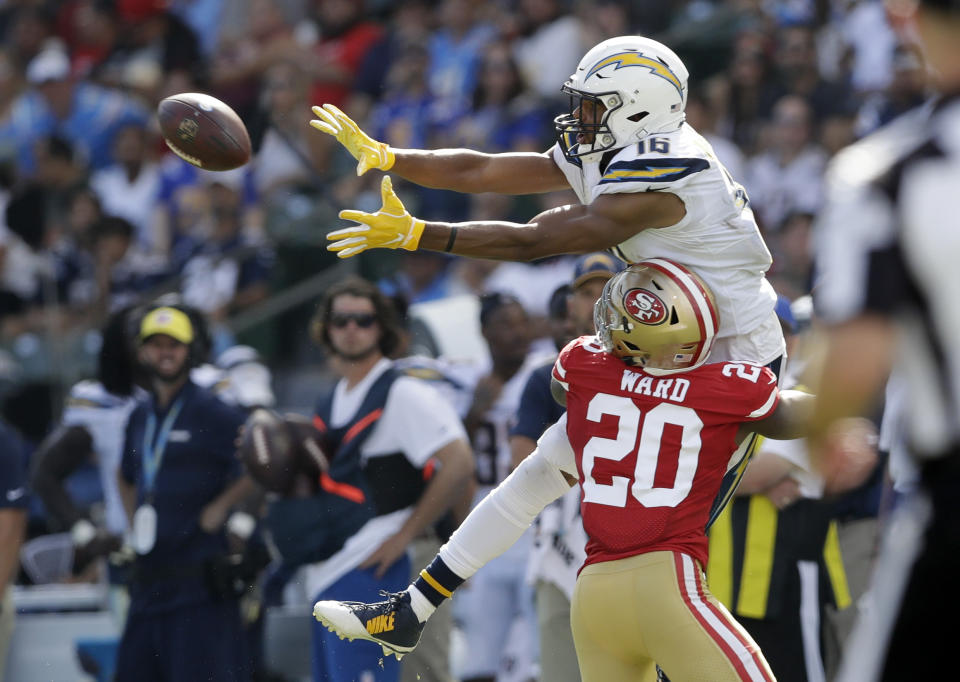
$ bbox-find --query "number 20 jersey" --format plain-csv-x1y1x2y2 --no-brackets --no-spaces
552,337,779,570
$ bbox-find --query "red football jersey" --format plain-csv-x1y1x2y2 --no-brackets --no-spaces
552,336,779,569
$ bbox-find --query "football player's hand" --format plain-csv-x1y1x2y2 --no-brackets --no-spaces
328,176,425,258
309,103,395,176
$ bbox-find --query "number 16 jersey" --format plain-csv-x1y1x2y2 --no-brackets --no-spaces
551,336,779,570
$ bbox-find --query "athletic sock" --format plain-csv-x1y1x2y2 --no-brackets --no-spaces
408,556,464,622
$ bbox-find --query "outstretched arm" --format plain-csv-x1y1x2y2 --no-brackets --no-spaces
310,104,568,194
744,389,815,441
328,176,685,260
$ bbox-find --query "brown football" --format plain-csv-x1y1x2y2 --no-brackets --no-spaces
239,409,296,494
157,92,251,171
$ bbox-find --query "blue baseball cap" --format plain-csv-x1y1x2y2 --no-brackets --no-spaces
572,252,625,289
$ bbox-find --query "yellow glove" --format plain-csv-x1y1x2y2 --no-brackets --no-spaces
309,103,395,176
328,176,424,258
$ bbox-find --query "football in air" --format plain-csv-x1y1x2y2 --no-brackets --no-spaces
157,92,251,171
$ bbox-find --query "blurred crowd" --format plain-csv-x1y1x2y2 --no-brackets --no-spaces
0,0,927,680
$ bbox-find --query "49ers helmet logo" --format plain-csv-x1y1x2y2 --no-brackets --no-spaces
623,288,667,325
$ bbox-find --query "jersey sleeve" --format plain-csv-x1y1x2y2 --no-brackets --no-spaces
741,366,780,422
592,140,710,200
552,337,583,390
704,363,780,422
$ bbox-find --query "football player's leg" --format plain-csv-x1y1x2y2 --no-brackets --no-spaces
571,564,658,682
411,443,572,620
645,552,775,682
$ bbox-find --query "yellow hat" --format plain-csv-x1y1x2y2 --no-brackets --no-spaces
139,307,194,344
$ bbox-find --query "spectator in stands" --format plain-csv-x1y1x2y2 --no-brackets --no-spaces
176,170,273,351
763,24,853,124
512,0,585,104
1,46,148,174
445,41,550,153
56,0,119,78
746,95,826,232
308,0,383,110
96,0,203,97
210,0,302,123
252,59,331,200
856,44,929,137
0,417,28,674
723,31,772,151
87,216,169,312
427,0,497,116
351,0,432,120
90,123,164,255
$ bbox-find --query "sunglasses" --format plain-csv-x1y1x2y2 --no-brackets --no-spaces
329,312,377,329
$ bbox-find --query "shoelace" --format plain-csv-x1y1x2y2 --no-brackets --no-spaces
377,590,406,613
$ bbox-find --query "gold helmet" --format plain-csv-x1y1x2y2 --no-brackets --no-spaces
594,258,719,374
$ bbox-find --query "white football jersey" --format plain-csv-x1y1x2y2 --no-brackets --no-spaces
62,380,140,534
552,123,781,363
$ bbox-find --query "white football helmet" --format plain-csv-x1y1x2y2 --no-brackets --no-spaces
555,36,689,162
594,258,718,375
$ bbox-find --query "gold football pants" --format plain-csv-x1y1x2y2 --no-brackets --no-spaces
571,551,776,682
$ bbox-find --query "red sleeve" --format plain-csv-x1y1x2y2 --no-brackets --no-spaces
699,362,779,422
741,366,779,422
552,337,583,387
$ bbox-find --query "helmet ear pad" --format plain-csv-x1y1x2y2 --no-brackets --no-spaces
595,259,719,374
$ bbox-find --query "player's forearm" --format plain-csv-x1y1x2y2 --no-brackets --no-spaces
420,202,618,261
807,317,894,458
391,149,561,195
751,390,816,441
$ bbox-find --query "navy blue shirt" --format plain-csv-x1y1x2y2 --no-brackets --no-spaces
0,419,28,510
120,380,245,613
510,360,566,441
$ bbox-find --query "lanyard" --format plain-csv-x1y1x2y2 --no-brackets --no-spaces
141,396,185,499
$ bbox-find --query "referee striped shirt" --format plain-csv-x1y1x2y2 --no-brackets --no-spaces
814,95,960,461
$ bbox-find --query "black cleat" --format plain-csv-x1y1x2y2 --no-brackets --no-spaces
313,590,424,659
